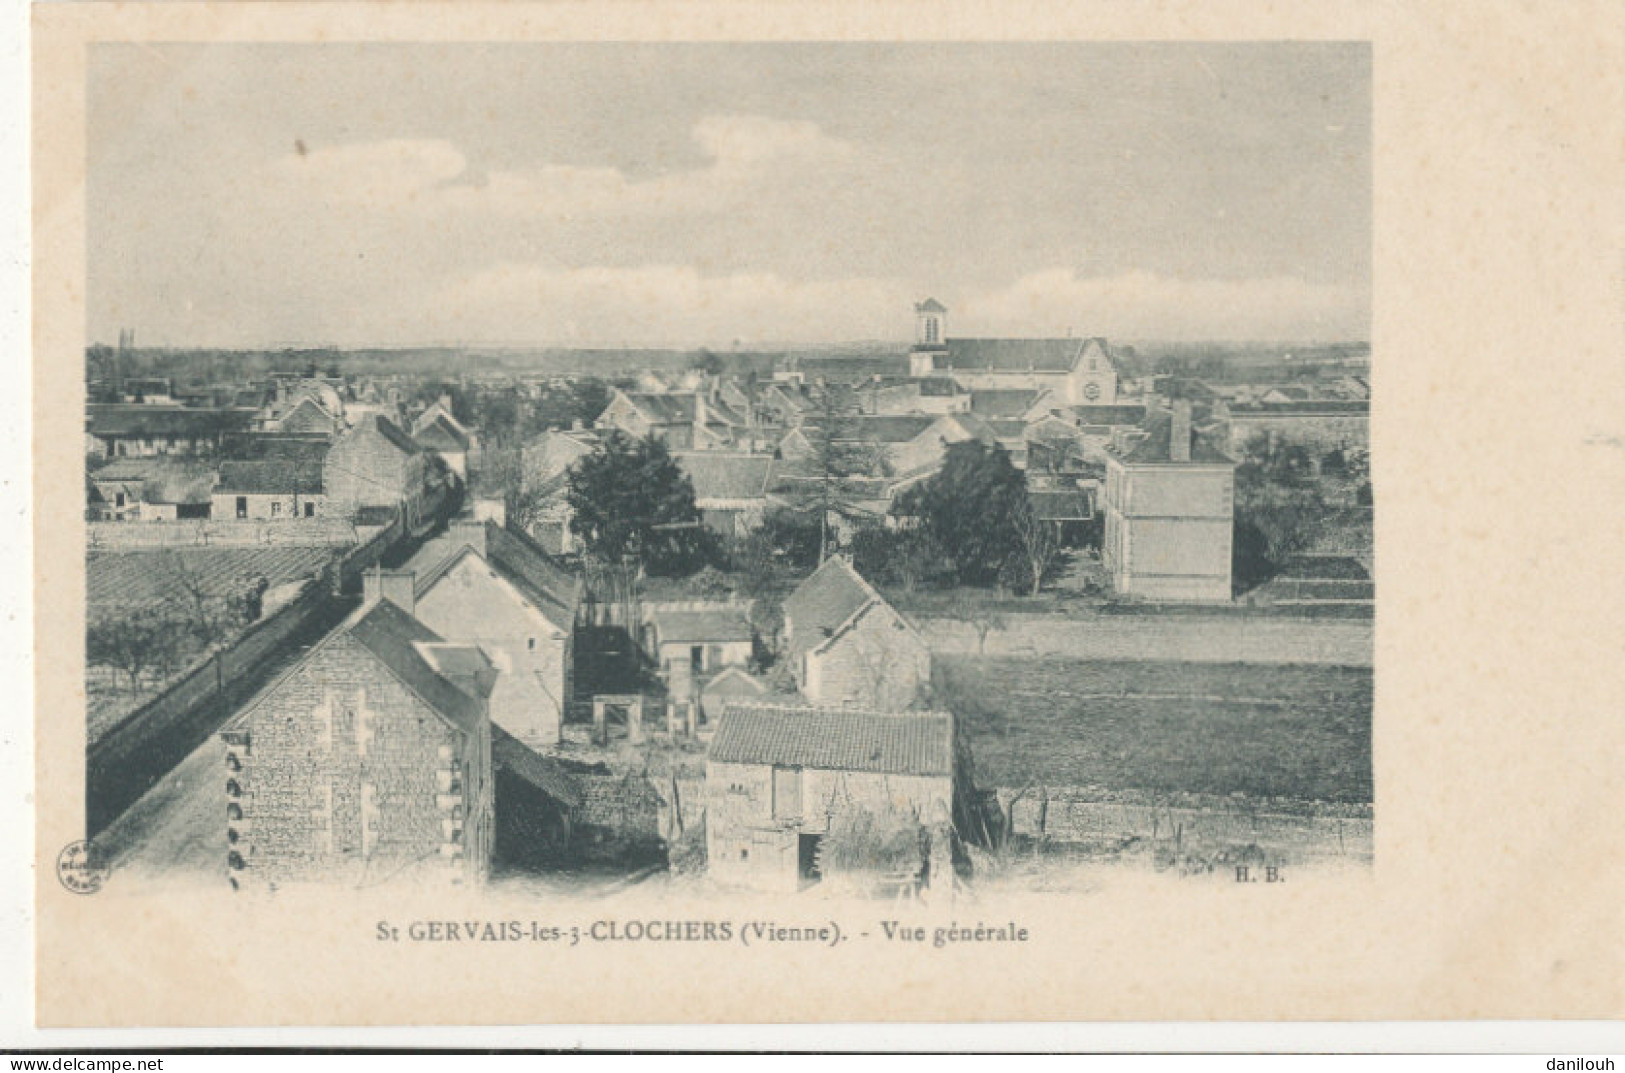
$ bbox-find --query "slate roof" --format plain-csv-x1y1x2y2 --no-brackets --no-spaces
840,415,940,443
90,458,218,505
970,389,1048,418
215,459,325,495
710,705,954,778
87,405,253,439
673,452,775,502
1069,405,1148,427
1227,400,1370,416
348,413,423,455
781,555,881,664
1113,411,1234,465
404,521,581,632
223,600,485,739
491,726,582,807
622,392,698,424
414,414,472,452
914,297,948,313
916,377,964,397
342,600,487,735
222,433,332,463
931,338,1101,374
651,607,754,645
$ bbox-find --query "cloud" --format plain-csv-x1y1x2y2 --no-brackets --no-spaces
418,263,908,346
958,268,1368,341
269,115,855,221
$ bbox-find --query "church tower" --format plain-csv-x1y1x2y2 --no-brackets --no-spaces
910,298,948,378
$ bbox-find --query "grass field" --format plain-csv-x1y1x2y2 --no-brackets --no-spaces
935,657,1372,803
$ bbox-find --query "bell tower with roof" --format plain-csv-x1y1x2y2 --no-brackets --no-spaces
910,298,949,378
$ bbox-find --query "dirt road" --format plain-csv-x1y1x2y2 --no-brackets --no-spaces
920,612,1373,666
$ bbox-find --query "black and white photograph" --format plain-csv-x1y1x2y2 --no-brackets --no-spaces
77,41,1375,899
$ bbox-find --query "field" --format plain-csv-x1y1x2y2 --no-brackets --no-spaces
87,547,338,608
935,657,1372,803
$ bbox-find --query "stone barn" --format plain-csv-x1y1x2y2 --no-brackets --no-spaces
705,704,956,892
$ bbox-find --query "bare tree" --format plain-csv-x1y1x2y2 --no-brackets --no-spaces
1010,498,1060,597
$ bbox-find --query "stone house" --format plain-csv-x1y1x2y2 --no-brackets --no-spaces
1101,400,1236,602
594,389,744,450
647,605,754,678
781,555,931,710
218,598,496,889
385,519,581,749
211,460,326,520
519,427,599,554
672,451,776,537
324,414,429,526
698,666,769,725
87,457,216,521
705,704,956,891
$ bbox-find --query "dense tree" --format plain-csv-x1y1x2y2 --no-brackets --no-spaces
566,431,711,576
899,440,1026,587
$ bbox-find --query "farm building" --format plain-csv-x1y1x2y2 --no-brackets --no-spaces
218,598,497,889
86,405,253,459
87,457,216,521
705,704,956,892
646,605,754,678
211,460,325,520
672,452,776,537
781,555,931,711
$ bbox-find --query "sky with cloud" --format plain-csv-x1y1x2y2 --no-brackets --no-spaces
88,43,1370,348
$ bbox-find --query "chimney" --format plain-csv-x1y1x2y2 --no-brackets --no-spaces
693,392,708,439
1169,399,1193,463
364,568,417,614
450,519,488,558
438,394,452,412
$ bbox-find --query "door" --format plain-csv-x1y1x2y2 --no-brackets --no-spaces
771,766,801,822
798,833,822,881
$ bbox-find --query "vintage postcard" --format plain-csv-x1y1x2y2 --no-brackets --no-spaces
26,0,1624,1031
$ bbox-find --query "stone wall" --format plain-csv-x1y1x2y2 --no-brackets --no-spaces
226,633,487,888
86,581,347,836
805,603,931,710
86,518,376,549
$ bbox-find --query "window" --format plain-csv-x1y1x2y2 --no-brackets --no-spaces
235,496,248,519
270,501,282,517
114,492,125,508
527,638,536,651
304,502,315,517
739,848,749,861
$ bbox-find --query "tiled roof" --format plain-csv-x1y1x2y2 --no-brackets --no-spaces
342,600,485,737
215,459,325,495
710,704,954,777
223,433,332,463
651,607,754,645
916,377,964,396
673,452,774,502
492,726,582,807
782,555,879,664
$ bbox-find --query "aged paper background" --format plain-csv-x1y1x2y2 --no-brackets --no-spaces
30,0,1625,1026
